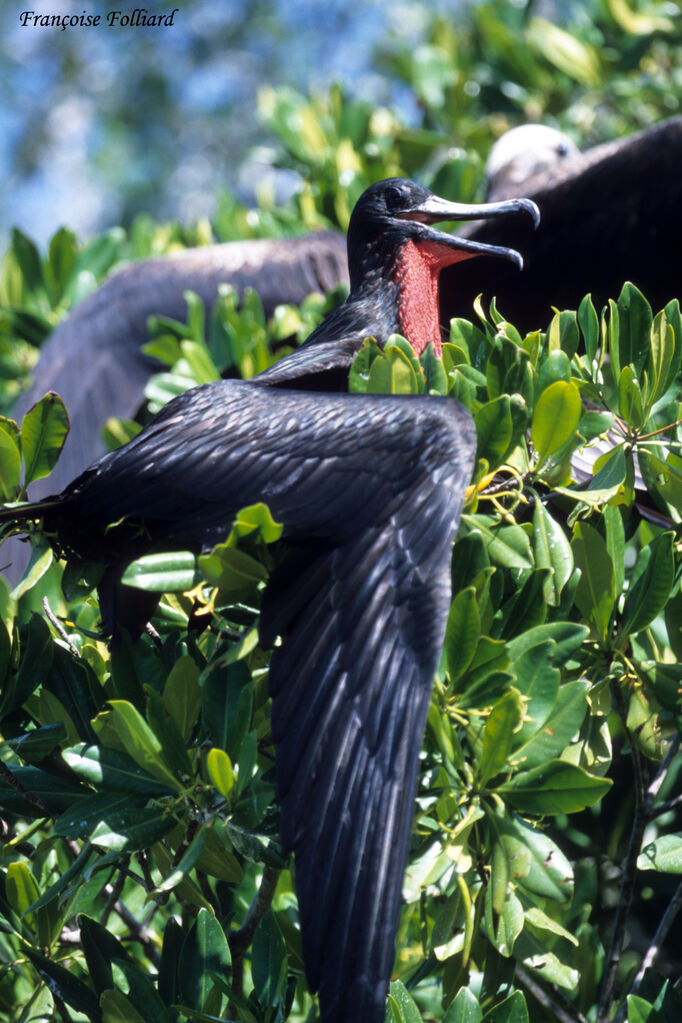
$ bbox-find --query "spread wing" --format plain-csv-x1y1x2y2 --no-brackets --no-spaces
56,380,475,1023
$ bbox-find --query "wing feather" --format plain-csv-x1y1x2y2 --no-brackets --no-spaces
49,379,475,1023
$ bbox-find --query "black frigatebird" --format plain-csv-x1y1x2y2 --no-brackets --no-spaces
0,179,539,1023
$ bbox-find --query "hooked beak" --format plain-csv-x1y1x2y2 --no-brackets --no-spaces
395,194,540,269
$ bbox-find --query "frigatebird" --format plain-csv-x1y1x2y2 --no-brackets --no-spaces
0,178,538,1023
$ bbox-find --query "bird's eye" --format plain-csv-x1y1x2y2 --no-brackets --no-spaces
384,185,404,210
556,141,570,157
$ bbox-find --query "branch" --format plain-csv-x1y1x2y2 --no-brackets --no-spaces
228,865,280,1001
517,965,589,1023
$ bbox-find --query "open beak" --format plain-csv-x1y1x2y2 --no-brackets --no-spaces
395,194,540,269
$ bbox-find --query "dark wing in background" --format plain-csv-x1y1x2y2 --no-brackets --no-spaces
13,232,348,490
54,380,475,1023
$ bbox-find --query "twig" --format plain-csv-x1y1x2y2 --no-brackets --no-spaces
516,965,588,1023
228,865,280,1001
42,596,81,658
100,860,128,927
115,897,161,967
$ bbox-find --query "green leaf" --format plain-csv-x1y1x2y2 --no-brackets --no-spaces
578,293,599,361
206,748,234,798
512,681,589,770
477,689,523,785
627,995,663,1023
202,660,253,759
445,587,481,683
367,343,421,395
619,365,645,429
638,834,682,873
80,915,128,995
621,531,674,637
11,228,46,297
20,392,70,487
62,743,174,796
229,502,282,544
100,991,147,1023
157,828,207,894
507,622,588,665
571,520,616,640
532,502,573,605
386,980,424,1022
531,380,581,469
8,721,67,762
615,281,653,376
121,551,198,592
10,541,53,601
443,987,482,1023
252,911,287,1007
524,906,578,945
481,990,529,1023
499,760,611,814
475,395,513,470
0,420,21,500
95,699,183,791
460,517,532,571
198,543,267,595
507,816,574,902
180,908,231,1010
24,949,101,1020
646,309,675,408
163,654,201,740
547,309,579,359
45,226,77,303
6,861,41,927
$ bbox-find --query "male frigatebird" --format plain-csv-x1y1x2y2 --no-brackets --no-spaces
0,179,538,1023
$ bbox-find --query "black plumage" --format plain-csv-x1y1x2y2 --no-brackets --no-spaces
0,178,538,1023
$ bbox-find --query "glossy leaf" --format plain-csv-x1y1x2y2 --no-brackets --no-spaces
532,502,572,604
443,988,482,1023
638,834,682,874
531,380,581,469
0,420,21,500
499,760,612,814
481,990,529,1023
621,531,674,637
95,699,183,791
477,689,523,785
571,520,615,640
445,587,481,683
180,908,231,1010
206,748,234,798
252,911,287,1007
20,392,69,487
62,743,174,796
387,980,424,1023
163,654,201,740
121,551,198,592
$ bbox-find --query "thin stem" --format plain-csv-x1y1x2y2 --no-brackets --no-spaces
228,866,280,1002
42,596,81,658
516,965,588,1023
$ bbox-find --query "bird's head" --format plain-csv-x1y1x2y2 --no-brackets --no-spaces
346,178,540,354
